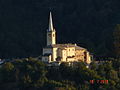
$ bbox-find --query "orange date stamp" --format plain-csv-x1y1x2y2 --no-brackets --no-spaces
89,80,108,84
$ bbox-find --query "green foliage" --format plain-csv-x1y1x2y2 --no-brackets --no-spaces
3,62,14,72
107,70,119,82
112,58,120,71
113,24,120,57
90,61,97,70
59,62,75,80
0,58,120,90
97,64,106,77
0,62,15,82
0,58,48,90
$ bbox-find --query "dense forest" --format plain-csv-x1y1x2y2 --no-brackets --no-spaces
0,0,120,58
0,58,120,90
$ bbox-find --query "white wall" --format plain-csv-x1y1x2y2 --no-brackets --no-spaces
43,48,52,55
52,47,58,61
62,49,67,61
66,47,75,57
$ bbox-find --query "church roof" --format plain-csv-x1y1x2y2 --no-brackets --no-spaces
45,44,85,50
45,44,75,48
75,46,85,50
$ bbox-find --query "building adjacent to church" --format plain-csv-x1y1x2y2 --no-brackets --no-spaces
42,12,91,65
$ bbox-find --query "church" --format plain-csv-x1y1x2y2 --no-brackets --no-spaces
42,12,91,65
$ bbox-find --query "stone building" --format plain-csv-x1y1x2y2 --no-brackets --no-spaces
42,12,91,64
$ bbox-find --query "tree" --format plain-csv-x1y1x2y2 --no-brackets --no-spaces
59,62,75,80
112,58,120,71
90,61,97,70
113,24,120,57
16,58,48,89
1,62,15,82
0,58,48,90
107,70,119,82
0,62,16,90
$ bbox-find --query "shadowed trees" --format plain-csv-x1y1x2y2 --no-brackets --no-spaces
0,58,120,90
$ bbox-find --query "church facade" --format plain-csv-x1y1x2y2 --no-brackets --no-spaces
42,12,91,64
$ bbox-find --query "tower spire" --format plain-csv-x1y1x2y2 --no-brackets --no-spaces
47,12,56,45
49,12,54,31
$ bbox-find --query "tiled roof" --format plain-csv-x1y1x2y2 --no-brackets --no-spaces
44,44,86,50
45,44,75,48
75,46,85,50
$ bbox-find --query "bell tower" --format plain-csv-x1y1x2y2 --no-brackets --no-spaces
47,12,56,46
